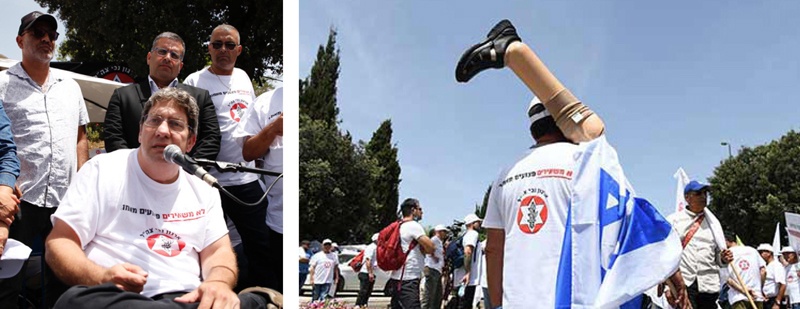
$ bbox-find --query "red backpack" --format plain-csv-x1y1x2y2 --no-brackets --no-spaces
376,220,417,271
348,249,366,272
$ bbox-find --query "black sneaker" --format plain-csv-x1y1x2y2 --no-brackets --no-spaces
455,19,522,83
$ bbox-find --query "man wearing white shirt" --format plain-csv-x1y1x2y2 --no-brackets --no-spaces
309,239,339,301
757,243,785,309
782,247,800,309
356,233,379,307
389,198,434,309
454,214,482,309
234,87,283,292
422,225,447,309
725,232,766,308
184,24,270,290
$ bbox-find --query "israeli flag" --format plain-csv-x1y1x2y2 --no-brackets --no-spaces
555,136,682,308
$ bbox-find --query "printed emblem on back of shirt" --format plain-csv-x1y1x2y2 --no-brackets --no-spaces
516,192,548,234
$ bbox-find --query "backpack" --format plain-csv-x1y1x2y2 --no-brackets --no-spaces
376,220,417,271
445,236,466,268
349,249,366,272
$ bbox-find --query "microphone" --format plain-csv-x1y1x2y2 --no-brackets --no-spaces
163,144,219,187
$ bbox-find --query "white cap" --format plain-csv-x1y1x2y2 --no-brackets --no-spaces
332,242,339,248
756,243,773,252
782,246,795,253
371,233,379,242
434,224,447,232
527,96,551,124
0,239,32,279
322,239,333,245
464,214,482,225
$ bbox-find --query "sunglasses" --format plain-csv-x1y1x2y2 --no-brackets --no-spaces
152,47,183,61
210,41,238,50
28,28,59,41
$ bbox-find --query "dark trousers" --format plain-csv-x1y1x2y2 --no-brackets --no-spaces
421,267,442,309
266,226,283,292
390,278,421,309
356,272,375,306
687,281,720,309
54,283,267,309
219,181,271,289
0,201,68,309
457,285,476,309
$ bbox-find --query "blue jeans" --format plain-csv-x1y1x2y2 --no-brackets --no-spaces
219,181,271,289
299,272,308,291
792,303,800,309
312,283,331,301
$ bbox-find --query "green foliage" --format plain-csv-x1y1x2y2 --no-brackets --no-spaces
36,0,282,82
709,130,800,244
299,27,340,125
86,122,103,143
366,120,402,227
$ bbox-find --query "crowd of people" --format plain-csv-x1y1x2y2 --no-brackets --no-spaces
0,11,283,309
300,19,800,309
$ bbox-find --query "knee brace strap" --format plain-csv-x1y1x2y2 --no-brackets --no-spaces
545,88,603,142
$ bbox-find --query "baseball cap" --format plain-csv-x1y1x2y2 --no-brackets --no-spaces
0,239,32,279
527,97,551,125
371,233,379,242
783,246,796,254
683,180,710,195
756,243,773,252
434,224,447,232
18,11,58,36
322,239,332,245
464,214,482,225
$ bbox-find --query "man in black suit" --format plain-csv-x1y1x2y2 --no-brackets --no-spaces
103,32,220,160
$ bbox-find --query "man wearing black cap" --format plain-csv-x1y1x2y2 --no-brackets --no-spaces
668,180,735,309
0,11,89,308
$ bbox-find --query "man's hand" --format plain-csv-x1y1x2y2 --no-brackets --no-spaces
721,249,733,264
174,280,239,309
0,186,19,226
102,263,148,293
664,271,691,309
461,273,470,285
0,222,8,257
369,273,375,282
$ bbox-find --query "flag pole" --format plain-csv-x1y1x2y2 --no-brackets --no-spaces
730,264,757,309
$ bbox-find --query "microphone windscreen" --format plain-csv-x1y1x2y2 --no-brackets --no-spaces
163,144,182,164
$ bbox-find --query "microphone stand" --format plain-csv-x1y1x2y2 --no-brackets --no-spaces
194,158,283,207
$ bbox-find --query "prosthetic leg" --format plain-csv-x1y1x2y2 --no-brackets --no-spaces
456,20,605,143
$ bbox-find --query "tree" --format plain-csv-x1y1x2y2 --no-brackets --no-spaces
299,29,380,243
366,120,402,228
36,0,282,81
709,130,800,244
299,27,340,125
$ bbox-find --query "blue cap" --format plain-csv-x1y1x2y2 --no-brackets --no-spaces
684,180,710,195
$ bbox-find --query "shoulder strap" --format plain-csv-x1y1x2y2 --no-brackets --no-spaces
681,213,706,248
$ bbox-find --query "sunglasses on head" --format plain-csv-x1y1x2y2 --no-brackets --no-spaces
210,41,238,50
28,28,59,41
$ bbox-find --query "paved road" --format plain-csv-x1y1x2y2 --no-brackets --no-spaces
300,291,391,309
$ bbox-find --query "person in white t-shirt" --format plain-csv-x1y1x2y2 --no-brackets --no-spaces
299,240,312,290
462,20,691,309
725,233,766,308
454,214,482,309
478,239,490,309
45,88,272,308
782,247,800,309
184,24,272,291
422,224,448,309
309,239,339,301
389,198,434,309
757,243,786,309
234,86,284,293
356,233,379,307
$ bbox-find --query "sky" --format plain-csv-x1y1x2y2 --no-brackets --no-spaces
300,1,800,230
